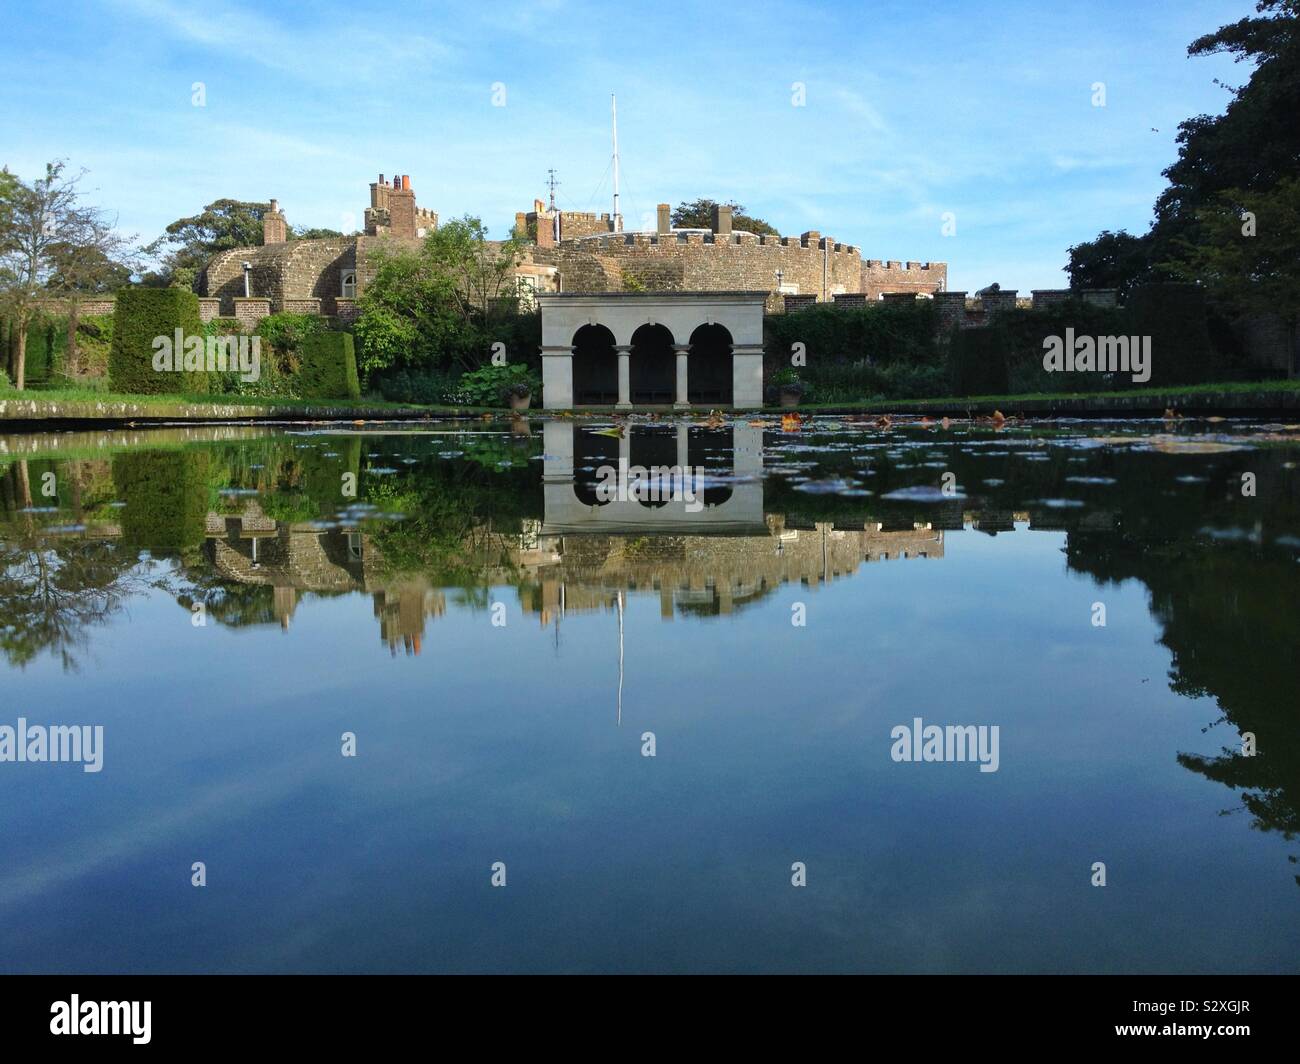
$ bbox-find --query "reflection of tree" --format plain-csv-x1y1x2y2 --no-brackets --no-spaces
366,449,541,589
0,539,143,669
176,576,279,628
1065,446,1300,885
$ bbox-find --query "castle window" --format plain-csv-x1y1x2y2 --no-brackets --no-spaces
340,269,357,298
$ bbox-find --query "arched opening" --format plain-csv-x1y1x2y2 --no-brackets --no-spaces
572,324,618,406
688,323,733,406
628,426,679,508
688,425,735,507
630,323,675,405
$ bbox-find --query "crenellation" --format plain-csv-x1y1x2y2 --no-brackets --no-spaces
200,171,950,313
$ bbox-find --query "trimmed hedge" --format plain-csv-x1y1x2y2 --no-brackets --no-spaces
109,287,209,395
950,326,1010,396
1125,283,1216,387
298,331,360,399
946,288,1227,397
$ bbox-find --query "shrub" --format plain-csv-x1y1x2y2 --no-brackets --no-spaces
203,319,300,400
298,331,360,399
255,312,326,356
373,368,471,405
109,287,209,395
765,301,939,369
70,313,115,379
455,363,540,407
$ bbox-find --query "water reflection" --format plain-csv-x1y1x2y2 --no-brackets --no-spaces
2,415,1300,953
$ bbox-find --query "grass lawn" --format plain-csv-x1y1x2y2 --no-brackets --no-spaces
2,378,1297,422
0,387,495,420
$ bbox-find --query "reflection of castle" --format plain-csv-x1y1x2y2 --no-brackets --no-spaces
196,431,1118,641
523,519,945,623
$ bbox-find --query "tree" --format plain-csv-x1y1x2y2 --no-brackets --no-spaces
671,198,779,236
1065,230,1158,300
291,225,346,240
141,198,271,290
1066,1,1300,306
1165,177,1300,354
46,231,136,379
1156,0,1300,239
0,161,130,390
355,217,528,380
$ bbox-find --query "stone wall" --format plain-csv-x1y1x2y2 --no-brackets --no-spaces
862,260,947,298
206,238,357,315
233,298,271,330
935,287,1122,333
532,231,870,306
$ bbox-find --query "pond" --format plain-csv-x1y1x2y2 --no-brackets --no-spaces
1,414,1298,973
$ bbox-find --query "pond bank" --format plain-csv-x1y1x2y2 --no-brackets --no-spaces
2,381,1298,427
0,394,483,428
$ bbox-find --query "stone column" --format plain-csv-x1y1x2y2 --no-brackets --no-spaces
616,344,632,410
542,345,574,410
542,421,574,482
673,344,690,409
676,421,689,469
731,345,765,409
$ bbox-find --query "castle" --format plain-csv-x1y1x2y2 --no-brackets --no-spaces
198,174,947,324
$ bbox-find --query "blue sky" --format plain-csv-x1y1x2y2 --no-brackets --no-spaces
0,0,1258,291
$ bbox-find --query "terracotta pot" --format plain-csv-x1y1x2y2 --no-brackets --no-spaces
779,388,802,409
508,392,532,412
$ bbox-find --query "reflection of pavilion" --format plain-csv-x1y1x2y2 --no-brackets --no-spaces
529,421,946,620
541,420,766,534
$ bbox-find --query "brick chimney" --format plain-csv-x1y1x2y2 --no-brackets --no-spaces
262,198,287,244
388,174,417,239
656,203,671,235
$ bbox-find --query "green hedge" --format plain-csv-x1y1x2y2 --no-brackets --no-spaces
109,288,209,395
949,326,1010,396
298,331,360,399
946,289,1225,397
1125,283,1216,387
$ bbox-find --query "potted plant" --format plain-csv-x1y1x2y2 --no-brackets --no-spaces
503,381,532,411
771,367,805,409
456,363,540,410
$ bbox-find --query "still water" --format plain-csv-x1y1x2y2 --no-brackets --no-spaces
1,415,1298,973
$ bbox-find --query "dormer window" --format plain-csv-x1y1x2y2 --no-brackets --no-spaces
340,269,357,298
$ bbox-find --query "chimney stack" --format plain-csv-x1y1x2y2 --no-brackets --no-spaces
262,199,287,244
711,203,732,236
656,203,671,235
